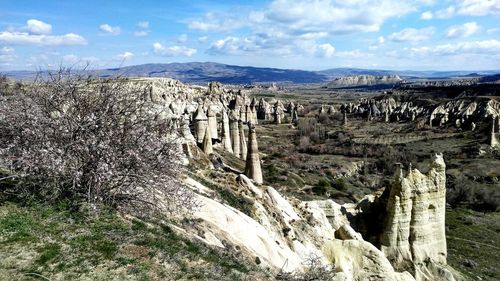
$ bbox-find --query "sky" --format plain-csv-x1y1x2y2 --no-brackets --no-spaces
0,0,499,71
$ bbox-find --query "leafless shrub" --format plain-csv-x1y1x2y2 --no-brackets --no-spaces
276,255,336,281
0,68,196,216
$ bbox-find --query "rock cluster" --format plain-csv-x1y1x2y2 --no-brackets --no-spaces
327,75,402,88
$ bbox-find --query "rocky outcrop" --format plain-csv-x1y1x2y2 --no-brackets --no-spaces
328,75,402,88
380,153,452,281
244,123,263,184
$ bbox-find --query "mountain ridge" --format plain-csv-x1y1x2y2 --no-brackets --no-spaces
3,62,499,84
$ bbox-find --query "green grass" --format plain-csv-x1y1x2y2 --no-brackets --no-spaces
0,201,253,280
446,208,500,280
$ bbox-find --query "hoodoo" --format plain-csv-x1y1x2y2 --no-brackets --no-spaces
244,122,263,184
193,104,208,143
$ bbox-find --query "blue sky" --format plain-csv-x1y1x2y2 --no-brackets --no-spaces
0,0,499,71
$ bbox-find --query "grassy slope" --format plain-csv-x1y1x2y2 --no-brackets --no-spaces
0,202,253,281
446,209,500,280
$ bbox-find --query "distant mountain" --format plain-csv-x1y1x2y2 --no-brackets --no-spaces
3,62,500,84
95,62,327,84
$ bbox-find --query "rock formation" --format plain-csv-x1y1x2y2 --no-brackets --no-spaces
239,121,247,160
244,123,263,184
491,116,499,148
380,153,451,280
207,106,218,140
328,75,402,88
229,111,241,157
221,110,233,153
202,123,213,155
193,104,208,143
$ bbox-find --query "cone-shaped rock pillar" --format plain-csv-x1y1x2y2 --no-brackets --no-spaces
207,106,218,140
229,111,241,158
221,110,233,153
343,111,348,126
245,123,263,184
202,124,213,155
239,120,247,160
193,104,208,143
491,116,499,148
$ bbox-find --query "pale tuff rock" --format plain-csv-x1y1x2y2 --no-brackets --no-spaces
324,240,416,281
380,153,451,280
491,116,499,148
239,121,247,160
244,123,263,184
229,111,241,157
193,104,208,143
202,124,213,155
207,81,224,95
237,174,262,198
327,75,402,88
221,110,233,153
335,224,363,241
207,105,218,140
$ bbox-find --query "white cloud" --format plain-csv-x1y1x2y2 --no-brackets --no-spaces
487,28,500,34
446,22,480,38
198,36,209,43
0,31,87,46
115,51,134,60
389,27,435,43
315,43,335,58
420,11,433,20
26,19,52,35
134,30,149,37
410,40,500,56
457,0,500,16
188,12,245,32
0,46,15,63
435,6,455,19
62,54,79,63
178,34,188,43
153,42,197,57
137,21,149,29
99,24,121,35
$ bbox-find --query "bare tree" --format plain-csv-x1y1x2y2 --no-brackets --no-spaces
276,255,336,281
0,68,195,216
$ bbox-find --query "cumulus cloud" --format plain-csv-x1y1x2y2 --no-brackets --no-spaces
457,0,500,16
178,34,188,43
420,11,433,20
369,36,385,49
198,36,209,43
188,0,435,59
153,42,197,57
115,51,134,60
26,19,52,35
0,31,87,46
435,6,455,19
99,24,121,35
446,22,480,38
137,21,149,29
410,40,500,56
315,43,335,58
188,12,245,32
389,27,435,43
0,46,16,63
134,30,149,37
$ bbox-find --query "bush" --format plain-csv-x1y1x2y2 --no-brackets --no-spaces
276,255,335,280
0,69,195,216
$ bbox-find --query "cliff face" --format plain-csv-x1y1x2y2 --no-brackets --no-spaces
380,153,452,281
327,75,402,88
